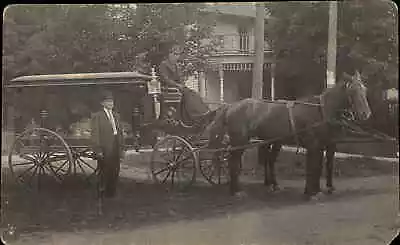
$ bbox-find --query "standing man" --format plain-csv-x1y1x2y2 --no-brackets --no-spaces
91,90,124,198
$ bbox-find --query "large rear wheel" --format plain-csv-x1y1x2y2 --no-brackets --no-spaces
8,128,73,189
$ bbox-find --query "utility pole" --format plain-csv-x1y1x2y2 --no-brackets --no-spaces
252,3,265,99
326,1,338,88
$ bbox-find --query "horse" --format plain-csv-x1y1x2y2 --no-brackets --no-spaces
206,72,371,199
260,81,398,195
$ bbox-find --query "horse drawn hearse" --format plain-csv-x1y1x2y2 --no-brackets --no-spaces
4,68,229,193
4,67,397,203
5,71,157,188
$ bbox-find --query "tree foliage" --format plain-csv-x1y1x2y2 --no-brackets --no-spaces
266,0,398,98
3,4,217,81
2,4,218,130
266,0,398,134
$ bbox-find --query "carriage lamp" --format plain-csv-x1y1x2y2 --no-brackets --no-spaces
40,110,48,128
148,67,161,119
148,67,161,95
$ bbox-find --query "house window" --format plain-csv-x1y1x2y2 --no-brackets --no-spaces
218,35,225,48
239,27,249,52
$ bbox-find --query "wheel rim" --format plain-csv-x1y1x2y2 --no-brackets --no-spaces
8,128,73,188
199,150,230,185
150,136,197,190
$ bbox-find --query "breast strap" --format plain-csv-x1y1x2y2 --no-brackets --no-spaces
286,101,300,145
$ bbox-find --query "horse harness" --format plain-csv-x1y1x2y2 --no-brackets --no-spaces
285,95,327,147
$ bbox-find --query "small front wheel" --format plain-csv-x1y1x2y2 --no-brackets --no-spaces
199,150,230,185
150,135,197,191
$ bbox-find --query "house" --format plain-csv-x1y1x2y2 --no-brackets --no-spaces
186,3,274,109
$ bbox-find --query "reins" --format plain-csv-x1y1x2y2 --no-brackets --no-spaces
198,120,328,153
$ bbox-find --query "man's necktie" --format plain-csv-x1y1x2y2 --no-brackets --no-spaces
105,109,118,135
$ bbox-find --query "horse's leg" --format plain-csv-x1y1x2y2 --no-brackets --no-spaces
228,148,245,196
258,144,270,186
268,143,282,191
304,146,323,198
325,143,336,194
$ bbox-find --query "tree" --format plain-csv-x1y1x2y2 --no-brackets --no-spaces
265,0,398,134
265,0,398,95
2,4,218,130
114,3,219,75
265,1,330,98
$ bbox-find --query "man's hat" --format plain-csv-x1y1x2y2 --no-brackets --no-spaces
99,90,114,101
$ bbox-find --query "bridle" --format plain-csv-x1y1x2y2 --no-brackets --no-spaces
342,75,368,122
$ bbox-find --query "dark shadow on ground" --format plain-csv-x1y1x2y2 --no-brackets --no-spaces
1,165,395,237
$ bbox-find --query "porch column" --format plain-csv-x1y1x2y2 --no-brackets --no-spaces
199,71,206,99
218,64,224,103
271,62,276,101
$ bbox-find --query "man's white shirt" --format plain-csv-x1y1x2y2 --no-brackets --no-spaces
103,107,118,135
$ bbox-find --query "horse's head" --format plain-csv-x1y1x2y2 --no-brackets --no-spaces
342,71,371,121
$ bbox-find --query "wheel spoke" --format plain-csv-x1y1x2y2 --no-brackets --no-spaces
26,165,39,185
175,148,187,162
77,157,96,171
76,158,88,175
12,161,35,167
19,154,36,162
175,155,193,166
16,164,36,179
44,164,63,182
49,160,69,174
153,166,170,176
161,168,172,184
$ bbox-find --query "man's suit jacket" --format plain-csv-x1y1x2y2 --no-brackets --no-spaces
159,59,183,87
91,109,124,157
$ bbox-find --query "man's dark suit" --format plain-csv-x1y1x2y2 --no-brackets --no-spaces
159,59,209,119
91,109,124,197
159,59,184,87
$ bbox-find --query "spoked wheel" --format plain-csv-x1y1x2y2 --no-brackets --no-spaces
8,128,73,189
70,148,98,179
199,149,230,185
150,135,197,191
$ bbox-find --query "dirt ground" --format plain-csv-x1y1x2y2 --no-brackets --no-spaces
1,150,399,245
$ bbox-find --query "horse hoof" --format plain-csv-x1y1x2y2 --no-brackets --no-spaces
265,185,274,193
304,192,324,202
326,187,336,195
272,185,281,192
234,191,248,199
266,185,280,193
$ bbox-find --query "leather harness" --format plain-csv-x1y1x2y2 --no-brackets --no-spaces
285,95,326,147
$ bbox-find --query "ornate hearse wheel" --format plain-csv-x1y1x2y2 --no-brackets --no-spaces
8,128,73,189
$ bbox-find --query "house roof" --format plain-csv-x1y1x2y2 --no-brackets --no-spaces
202,3,268,19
